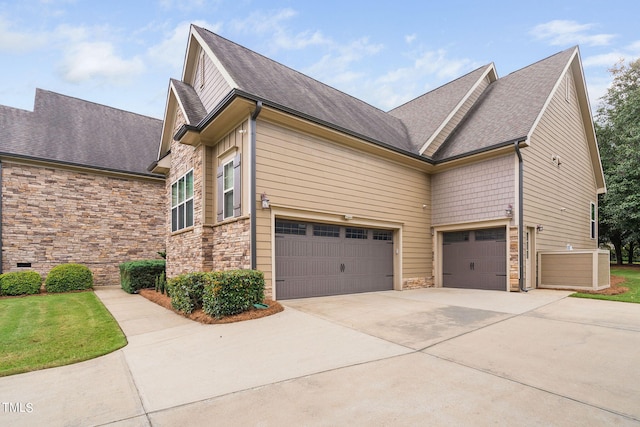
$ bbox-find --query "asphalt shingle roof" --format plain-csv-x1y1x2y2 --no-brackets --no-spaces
0,89,162,176
193,25,413,152
171,78,207,125
388,65,492,151
433,47,576,160
191,25,576,163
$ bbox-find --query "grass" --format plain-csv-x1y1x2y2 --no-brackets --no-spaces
0,291,127,377
571,266,640,304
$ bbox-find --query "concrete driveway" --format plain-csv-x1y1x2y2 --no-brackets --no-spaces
1,287,639,426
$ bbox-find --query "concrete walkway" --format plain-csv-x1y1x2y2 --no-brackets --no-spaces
1,286,639,426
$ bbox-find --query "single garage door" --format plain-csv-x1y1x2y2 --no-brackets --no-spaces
442,227,507,291
275,220,394,299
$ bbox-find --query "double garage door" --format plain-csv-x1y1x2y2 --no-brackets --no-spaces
275,220,394,299
442,227,507,291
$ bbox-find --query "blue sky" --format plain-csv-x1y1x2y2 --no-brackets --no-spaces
1,0,638,119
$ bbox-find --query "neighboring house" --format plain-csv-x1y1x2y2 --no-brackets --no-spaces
0,89,165,285
153,24,608,300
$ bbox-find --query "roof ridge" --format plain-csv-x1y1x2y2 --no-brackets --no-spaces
193,25,394,116
503,46,577,78
389,63,493,112
34,88,161,122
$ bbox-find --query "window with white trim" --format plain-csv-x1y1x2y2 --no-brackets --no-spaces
171,170,194,232
590,202,597,239
217,154,241,221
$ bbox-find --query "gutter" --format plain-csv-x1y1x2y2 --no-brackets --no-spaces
173,89,433,165
250,101,263,270
514,140,526,292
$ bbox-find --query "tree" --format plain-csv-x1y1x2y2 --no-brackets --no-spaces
596,58,640,264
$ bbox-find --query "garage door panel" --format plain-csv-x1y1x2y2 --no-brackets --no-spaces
443,228,507,291
275,220,393,299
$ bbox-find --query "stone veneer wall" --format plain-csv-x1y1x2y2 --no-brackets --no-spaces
403,277,434,290
210,218,251,270
1,162,165,285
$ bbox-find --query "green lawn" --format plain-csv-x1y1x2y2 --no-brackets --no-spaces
0,292,127,377
570,267,640,304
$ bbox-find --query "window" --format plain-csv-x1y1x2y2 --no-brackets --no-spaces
590,202,597,239
475,228,506,241
275,221,307,235
372,230,393,241
313,224,340,237
199,51,205,89
171,170,194,232
346,227,368,239
223,160,234,219
217,154,241,221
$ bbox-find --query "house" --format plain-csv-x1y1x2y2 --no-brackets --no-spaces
0,89,165,285
152,24,609,299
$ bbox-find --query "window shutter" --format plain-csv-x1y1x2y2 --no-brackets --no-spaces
233,154,242,217
216,165,223,222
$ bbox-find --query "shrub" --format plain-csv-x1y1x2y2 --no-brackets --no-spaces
203,270,265,318
0,271,42,296
155,271,167,295
166,272,212,314
45,264,93,293
119,260,166,294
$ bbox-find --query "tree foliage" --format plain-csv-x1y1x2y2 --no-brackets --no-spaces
596,58,640,264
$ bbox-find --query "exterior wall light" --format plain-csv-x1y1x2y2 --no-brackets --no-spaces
505,204,513,218
260,193,270,209
536,224,544,232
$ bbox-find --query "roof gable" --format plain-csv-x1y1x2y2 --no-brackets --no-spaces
433,47,576,161
191,25,412,152
0,89,162,177
389,64,496,153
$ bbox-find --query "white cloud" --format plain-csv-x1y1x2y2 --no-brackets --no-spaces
369,49,475,110
405,34,417,44
230,8,330,52
0,17,47,53
147,20,218,70
58,41,144,84
530,20,615,47
304,37,383,85
582,52,626,68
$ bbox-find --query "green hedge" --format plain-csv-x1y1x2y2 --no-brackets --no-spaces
119,260,166,294
166,272,212,314
45,264,93,293
0,271,42,296
203,270,265,318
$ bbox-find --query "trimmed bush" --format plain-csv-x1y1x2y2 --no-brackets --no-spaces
203,270,265,318
0,271,42,296
119,260,166,294
45,264,93,293
166,272,212,314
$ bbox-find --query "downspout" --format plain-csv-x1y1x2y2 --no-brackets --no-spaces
0,161,3,274
250,101,263,270
514,141,526,292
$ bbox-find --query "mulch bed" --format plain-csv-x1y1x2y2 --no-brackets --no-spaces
579,275,628,295
138,288,284,324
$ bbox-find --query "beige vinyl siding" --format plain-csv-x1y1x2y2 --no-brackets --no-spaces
539,252,592,286
523,70,598,251
431,154,515,226
424,76,491,157
538,250,610,290
193,48,233,113
255,119,432,289
209,121,250,223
